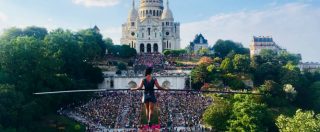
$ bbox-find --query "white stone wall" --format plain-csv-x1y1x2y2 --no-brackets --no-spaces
100,76,187,90
299,62,320,72
98,77,113,89
249,41,282,57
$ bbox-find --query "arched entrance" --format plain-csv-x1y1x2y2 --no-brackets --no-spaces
110,80,114,88
153,43,158,53
147,43,152,53
162,81,171,88
128,81,137,88
140,43,145,53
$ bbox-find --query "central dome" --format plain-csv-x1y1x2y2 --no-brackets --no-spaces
140,0,163,8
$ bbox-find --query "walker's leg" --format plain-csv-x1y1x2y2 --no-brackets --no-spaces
145,103,149,121
148,103,154,124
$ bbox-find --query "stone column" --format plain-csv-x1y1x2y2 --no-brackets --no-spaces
151,44,154,53
145,44,147,53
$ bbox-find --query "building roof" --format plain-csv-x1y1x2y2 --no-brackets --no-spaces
253,36,274,42
191,34,208,44
93,25,100,32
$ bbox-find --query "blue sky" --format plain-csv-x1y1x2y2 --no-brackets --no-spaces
0,0,319,62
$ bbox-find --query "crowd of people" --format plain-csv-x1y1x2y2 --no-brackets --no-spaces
134,53,165,72
157,91,212,128
133,53,197,73
61,91,212,131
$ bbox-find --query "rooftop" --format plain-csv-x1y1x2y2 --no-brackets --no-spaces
253,36,274,43
191,34,208,44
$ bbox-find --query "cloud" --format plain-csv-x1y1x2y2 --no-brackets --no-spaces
0,11,7,22
101,26,122,43
181,3,320,62
0,11,8,34
72,0,120,7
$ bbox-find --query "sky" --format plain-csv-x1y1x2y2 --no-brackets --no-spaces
0,0,319,62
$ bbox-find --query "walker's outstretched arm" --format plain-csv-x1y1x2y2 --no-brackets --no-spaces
131,80,144,90
155,79,169,91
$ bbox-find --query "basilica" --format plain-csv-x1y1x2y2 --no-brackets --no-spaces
120,0,180,53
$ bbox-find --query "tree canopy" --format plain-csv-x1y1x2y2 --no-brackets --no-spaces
276,109,320,132
163,49,187,56
203,94,272,132
203,95,231,131
228,95,271,132
0,26,106,131
212,40,249,58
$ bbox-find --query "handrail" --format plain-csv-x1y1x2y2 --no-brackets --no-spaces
33,89,263,95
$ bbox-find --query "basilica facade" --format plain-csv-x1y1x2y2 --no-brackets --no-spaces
121,0,180,53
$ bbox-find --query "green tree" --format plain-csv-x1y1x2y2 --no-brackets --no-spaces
233,54,250,73
0,36,66,130
254,62,281,86
220,58,234,73
197,47,210,55
213,57,222,64
0,84,23,128
104,37,114,54
120,45,137,58
203,95,231,131
0,27,103,130
23,26,48,40
77,28,105,58
221,73,245,90
228,95,271,132
0,26,48,41
276,109,320,132
229,79,246,90
308,82,320,112
207,64,217,73
0,27,24,41
163,50,171,56
279,62,301,87
117,62,127,71
213,40,249,58
259,49,278,63
296,73,320,109
191,64,210,89
0,36,60,94
277,51,301,65
259,80,287,107
252,49,303,87
109,45,136,58
170,49,187,56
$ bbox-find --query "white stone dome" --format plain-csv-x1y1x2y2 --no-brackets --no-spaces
128,8,138,21
128,0,138,21
161,0,173,20
161,8,173,20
